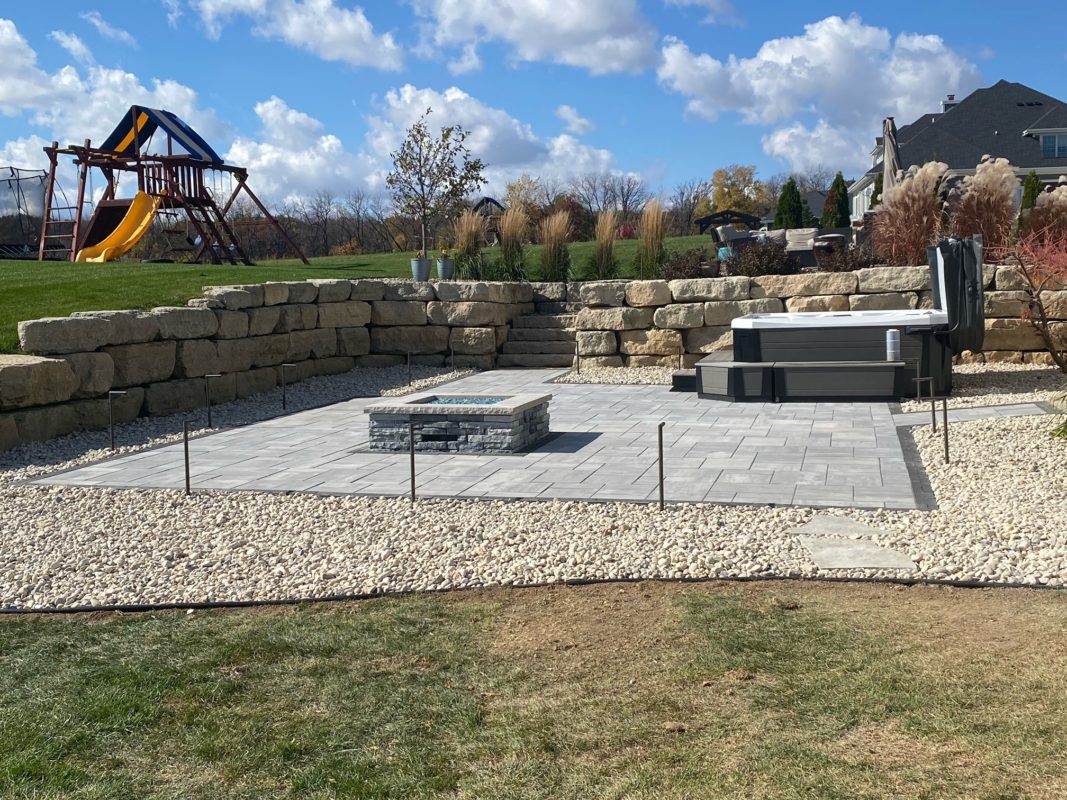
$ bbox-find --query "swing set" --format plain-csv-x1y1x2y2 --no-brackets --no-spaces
38,105,308,264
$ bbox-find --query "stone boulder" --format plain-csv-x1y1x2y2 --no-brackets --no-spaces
213,310,250,339
370,325,450,354
785,295,849,312
848,293,918,311
371,301,427,326
103,341,177,388
0,355,79,410
449,327,497,354
288,329,338,361
618,329,682,355
349,280,386,301
704,298,784,326
336,327,371,356
247,306,282,336
530,282,567,302
175,340,221,378
262,282,290,306
669,277,750,302
984,291,1029,318
625,280,672,307
61,352,114,398
0,414,18,451
153,307,219,339
685,326,733,353
285,282,319,304
1042,291,1067,320
652,303,704,329
574,307,654,330
310,279,352,303
857,266,930,293
249,334,293,367
143,378,211,416
579,281,627,307
750,272,858,298
215,339,258,373
71,310,159,345
426,301,509,327
384,281,435,301
18,316,111,355
581,355,624,368
983,319,1045,351
435,282,532,303
276,304,318,332
317,301,372,328
235,367,279,399
625,355,676,367
577,331,617,356
202,285,264,309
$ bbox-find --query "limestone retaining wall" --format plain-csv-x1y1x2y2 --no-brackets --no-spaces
2,267,1062,451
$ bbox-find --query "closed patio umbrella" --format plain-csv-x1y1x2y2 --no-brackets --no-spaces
882,117,902,193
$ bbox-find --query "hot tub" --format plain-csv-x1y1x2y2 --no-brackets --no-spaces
732,309,948,329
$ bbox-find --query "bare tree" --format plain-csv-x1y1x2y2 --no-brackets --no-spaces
299,190,337,256
667,178,711,235
569,173,616,214
792,165,835,194
609,174,650,223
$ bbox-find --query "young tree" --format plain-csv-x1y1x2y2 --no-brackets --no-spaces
821,171,851,228
774,177,805,229
386,108,486,253
870,172,884,208
667,178,711,235
504,174,542,212
1020,170,1043,230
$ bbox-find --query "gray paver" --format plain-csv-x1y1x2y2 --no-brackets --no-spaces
797,535,917,570
34,368,931,510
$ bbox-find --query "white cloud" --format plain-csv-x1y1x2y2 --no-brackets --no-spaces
447,42,481,75
163,0,184,27
412,0,657,74
225,96,376,202
0,20,82,116
555,104,594,135
365,85,614,193
665,0,736,24
80,11,139,48
191,0,403,70
49,31,95,66
657,15,981,172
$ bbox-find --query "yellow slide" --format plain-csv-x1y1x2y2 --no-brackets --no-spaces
75,191,162,263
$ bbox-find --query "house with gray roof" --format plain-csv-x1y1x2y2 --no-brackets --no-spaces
849,80,1067,219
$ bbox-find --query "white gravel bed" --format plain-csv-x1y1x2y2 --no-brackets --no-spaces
899,362,1064,412
2,378,1066,608
554,366,675,385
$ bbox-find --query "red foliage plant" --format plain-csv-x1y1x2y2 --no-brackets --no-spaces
999,229,1067,373
616,222,636,240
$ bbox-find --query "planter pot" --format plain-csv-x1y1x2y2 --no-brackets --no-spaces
436,257,455,280
410,258,430,282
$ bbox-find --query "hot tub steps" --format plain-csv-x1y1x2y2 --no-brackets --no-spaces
697,357,907,402
501,340,575,355
511,313,576,329
671,369,697,392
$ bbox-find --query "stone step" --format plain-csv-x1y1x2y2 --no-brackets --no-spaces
511,314,576,329
506,328,576,342
501,341,575,355
497,353,576,368
535,301,584,314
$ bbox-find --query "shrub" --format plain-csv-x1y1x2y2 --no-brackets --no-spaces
1027,184,1067,241
330,239,362,256
496,206,528,281
1001,230,1067,373
661,247,708,280
585,209,619,280
452,209,491,279
952,156,1018,250
724,240,797,277
774,177,805,229
821,172,851,229
634,200,667,279
817,245,873,273
538,209,571,282
871,161,948,265
617,222,636,239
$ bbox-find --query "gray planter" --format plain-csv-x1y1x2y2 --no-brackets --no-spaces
436,257,455,280
410,258,430,282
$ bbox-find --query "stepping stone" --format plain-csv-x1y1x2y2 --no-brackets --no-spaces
789,515,916,570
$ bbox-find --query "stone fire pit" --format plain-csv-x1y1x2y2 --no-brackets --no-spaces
365,393,551,453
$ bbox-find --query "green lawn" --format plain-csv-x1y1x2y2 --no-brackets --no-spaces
0,235,708,353
2,581,1064,798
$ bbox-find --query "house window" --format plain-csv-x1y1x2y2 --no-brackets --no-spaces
1041,134,1067,158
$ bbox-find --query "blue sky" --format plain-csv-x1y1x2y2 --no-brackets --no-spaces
2,1,1066,204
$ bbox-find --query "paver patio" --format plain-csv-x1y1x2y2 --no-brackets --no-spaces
33,369,941,509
